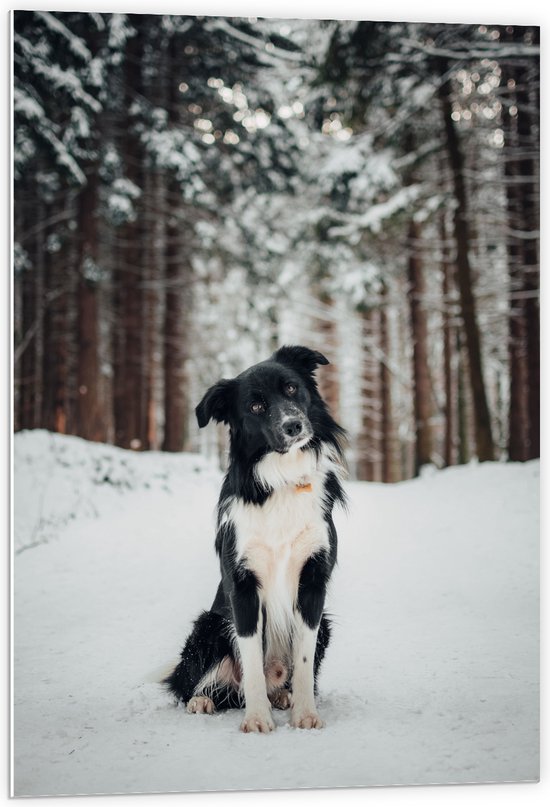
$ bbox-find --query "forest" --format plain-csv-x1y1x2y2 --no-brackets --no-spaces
13,12,540,481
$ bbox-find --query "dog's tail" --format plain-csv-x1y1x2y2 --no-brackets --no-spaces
145,659,181,684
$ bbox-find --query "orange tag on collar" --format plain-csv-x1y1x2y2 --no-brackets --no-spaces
295,482,313,493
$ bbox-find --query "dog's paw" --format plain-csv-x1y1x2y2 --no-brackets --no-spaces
186,696,215,715
269,689,292,710
290,710,325,730
240,711,275,733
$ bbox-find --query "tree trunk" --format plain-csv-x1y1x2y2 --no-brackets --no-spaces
112,257,126,445
161,38,189,453
456,332,470,465
517,28,540,459
113,25,148,450
441,215,456,467
119,229,146,449
357,307,380,481
407,219,432,475
504,94,530,462
41,203,70,435
500,26,540,461
19,259,37,430
76,167,107,442
144,169,164,450
316,296,341,425
437,68,495,461
379,286,396,482
162,185,188,452
16,185,45,431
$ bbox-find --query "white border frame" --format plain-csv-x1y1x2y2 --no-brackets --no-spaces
5,2,546,805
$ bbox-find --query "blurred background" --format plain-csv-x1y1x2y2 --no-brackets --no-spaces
13,12,540,481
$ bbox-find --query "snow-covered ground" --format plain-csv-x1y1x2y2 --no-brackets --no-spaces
13,431,539,796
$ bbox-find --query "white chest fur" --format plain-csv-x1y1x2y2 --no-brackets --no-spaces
227,447,337,653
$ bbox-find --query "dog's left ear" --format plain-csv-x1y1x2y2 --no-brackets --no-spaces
272,345,329,375
196,378,235,427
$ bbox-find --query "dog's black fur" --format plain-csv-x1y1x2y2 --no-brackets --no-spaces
165,345,346,729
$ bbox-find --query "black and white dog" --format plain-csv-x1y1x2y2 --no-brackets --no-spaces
165,345,347,732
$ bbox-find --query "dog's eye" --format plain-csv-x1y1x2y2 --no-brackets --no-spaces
284,383,297,396
250,401,265,415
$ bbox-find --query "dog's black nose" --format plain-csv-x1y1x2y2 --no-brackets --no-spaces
283,419,302,438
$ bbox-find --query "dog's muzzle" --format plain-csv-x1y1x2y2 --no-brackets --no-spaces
277,416,313,452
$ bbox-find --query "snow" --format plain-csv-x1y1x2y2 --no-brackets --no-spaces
319,137,395,185
34,11,92,62
13,431,539,796
107,13,135,50
13,86,87,186
15,34,101,113
106,193,135,223
207,18,306,68
13,87,44,121
106,178,141,224
329,185,424,237
70,106,90,140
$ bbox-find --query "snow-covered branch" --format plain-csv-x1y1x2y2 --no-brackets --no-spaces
34,11,92,61
401,38,540,62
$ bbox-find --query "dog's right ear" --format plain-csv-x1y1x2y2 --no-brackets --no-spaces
195,379,235,427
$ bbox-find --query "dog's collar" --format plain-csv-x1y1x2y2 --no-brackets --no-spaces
295,477,312,493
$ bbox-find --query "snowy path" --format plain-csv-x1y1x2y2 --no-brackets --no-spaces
13,432,539,796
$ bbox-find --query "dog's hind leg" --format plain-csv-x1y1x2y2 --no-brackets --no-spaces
163,610,240,712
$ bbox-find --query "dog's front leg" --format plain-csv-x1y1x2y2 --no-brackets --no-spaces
231,566,274,733
290,616,324,729
291,552,329,729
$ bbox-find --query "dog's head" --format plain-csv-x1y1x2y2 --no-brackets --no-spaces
196,346,329,456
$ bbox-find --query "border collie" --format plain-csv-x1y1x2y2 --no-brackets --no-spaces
164,345,347,732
